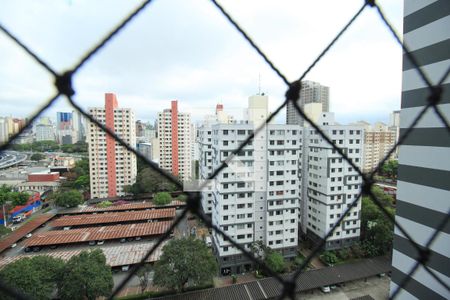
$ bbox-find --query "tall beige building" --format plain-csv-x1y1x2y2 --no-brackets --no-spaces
354,121,396,173
157,100,192,181
88,93,137,198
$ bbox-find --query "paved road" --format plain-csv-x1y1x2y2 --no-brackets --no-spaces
0,151,27,170
301,275,390,300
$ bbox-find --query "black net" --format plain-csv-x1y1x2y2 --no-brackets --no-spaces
0,1,448,299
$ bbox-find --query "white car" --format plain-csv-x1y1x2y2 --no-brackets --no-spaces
97,240,105,245
25,233,32,238
320,286,331,293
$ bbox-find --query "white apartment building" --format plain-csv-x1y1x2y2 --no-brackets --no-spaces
0,117,9,145
203,95,301,275
354,121,396,173
198,104,235,215
35,124,55,142
157,100,192,181
301,112,363,250
88,93,137,199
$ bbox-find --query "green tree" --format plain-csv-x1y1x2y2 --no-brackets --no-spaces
130,167,177,195
61,157,90,192
360,195,395,257
154,238,217,292
0,256,64,300
264,251,285,274
54,190,84,208
371,186,394,207
380,159,398,179
320,251,338,265
30,153,46,161
0,185,29,209
154,192,172,206
74,175,90,191
59,249,113,300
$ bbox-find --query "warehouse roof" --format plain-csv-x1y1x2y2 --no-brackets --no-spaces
0,213,55,254
50,208,176,227
25,221,172,247
59,200,185,215
154,257,391,300
0,241,167,268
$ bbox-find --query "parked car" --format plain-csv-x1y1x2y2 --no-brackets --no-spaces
320,286,331,293
25,233,32,238
10,243,17,248
12,215,23,224
205,236,212,247
97,240,105,245
120,238,126,243
88,241,96,246
121,265,130,272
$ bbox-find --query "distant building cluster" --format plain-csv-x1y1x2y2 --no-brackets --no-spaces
78,82,403,275
0,111,86,146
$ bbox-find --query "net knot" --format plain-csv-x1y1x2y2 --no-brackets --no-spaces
427,86,442,106
285,80,302,102
55,71,75,97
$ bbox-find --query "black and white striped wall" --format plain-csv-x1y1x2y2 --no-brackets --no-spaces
390,0,450,299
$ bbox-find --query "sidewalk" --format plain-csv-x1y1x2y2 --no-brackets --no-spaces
214,273,257,288
299,247,326,269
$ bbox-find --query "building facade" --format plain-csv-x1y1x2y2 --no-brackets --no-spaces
157,100,192,181
390,1,450,299
56,112,74,144
202,95,301,275
301,113,363,250
354,121,396,173
197,104,235,215
87,93,137,198
286,80,330,126
0,117,9,145
35,124,55,142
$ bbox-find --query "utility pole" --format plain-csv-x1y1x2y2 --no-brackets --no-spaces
2,204,7,227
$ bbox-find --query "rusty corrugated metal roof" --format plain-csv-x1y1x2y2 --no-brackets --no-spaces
24,221,172,247
50,208,176,227
0,213,55,254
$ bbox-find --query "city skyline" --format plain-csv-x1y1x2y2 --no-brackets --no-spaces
0,0,402,125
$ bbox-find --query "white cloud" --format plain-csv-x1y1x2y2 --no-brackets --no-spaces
0,0,403,124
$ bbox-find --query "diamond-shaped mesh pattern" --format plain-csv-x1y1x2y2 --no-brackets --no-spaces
0,1,449,299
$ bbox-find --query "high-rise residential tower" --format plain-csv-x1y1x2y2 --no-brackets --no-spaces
87,93,137,198
390,1,450,299
197,104,235,216
157,100,192,181
353,121,396,173
56,112,74,144
300,111,364,249
286,80,330,126
207,95,301,274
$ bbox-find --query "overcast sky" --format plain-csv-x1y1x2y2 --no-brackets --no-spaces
0,0,403,125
